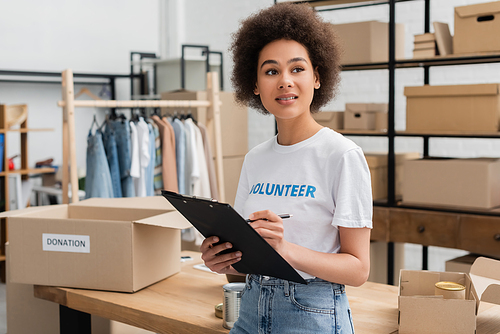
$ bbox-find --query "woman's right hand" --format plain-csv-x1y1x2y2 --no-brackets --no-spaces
200,236,242,275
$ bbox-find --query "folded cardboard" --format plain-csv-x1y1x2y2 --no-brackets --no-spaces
413,41,436,50
454,1,500,54
404,83,500,133
1,196,191,292
332,21,405,65
365,152,420,200
344,103,387,131
433,21,453,56
402,158,500,209
398,257,500,334
161,90,248,157
414,32,435,43
312,111,344,130
412,48,436,59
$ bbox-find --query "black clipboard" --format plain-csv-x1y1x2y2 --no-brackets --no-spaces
162,190,307,284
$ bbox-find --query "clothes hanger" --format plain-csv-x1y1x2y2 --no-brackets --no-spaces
75,87,103,100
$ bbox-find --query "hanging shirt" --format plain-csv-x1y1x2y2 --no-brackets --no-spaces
189,119,211,198
152,115,178,193
129,121,141,179
198,122,219,201
134,117,150,197
148,119,164,193
183,118,199,196
171,118,186,194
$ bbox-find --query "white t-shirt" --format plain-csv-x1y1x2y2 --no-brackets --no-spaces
234,127,373,279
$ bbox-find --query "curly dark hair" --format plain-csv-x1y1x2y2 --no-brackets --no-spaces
230,2,342,114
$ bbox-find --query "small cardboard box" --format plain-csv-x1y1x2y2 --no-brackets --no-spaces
365,152,420,200
402,158,500,209
331,21,405,65
454,1,500,54
446,254,482,274
344,103,388,131
2,196,191,292
312,111,344,130
404,84,500,133
398,257,500,334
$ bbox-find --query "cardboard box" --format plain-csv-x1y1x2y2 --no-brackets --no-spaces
344,103,388,131
446,254,482,273
414,32,435,43
161,90,248,157
2,196,191,292
398,257,500,334
5,243,161,334
312,111,344,130
365,152,420,200
404,84,500,133
331,21,405,65
402,158,500,209
454,1,500,54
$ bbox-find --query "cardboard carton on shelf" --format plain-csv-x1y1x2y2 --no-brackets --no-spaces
365,152,420,201
1,196,191,292
312,111,344,130
344,103,388,131
402,158,500,209
331,21,405,65
398,257,500,334
404,83,500,133
454,1,500,54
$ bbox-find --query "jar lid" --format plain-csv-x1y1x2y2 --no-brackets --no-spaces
435,281,466,291
215,303,223,319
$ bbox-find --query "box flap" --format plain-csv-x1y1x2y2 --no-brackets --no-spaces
470,257,500,305
455,2,500,19
72,196,175,211
404,84,499,97
0,205,66,218
346,103,388,113
134,211,192,229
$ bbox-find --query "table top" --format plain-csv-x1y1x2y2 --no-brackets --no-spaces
33,251,500,334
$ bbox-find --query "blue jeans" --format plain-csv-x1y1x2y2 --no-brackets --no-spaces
230,274,355,334
108,120,135,197
102,124,122,197
85,130,113,199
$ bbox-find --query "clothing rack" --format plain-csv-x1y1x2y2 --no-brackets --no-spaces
57,68,225,204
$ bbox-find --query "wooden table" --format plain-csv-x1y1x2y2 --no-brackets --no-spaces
34,251,500,334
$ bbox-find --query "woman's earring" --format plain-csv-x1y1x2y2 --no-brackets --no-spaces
315,83,321,89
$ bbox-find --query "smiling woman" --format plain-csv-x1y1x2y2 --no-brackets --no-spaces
230,3,342,115
199,3,373,334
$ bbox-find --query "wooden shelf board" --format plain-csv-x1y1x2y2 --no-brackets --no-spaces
0,128,54,133
0,255,5,262
396,130,500,138
0,167,55,176
339,129,388,136
340,52,500,71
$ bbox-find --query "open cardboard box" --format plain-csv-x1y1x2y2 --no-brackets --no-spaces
1,196,191,292
398,257,500,334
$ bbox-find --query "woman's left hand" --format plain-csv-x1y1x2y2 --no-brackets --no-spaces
248,210,289,256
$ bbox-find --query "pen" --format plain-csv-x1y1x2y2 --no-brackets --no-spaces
246,214,293,223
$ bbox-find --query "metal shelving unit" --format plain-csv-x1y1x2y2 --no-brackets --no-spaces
281,0,500,284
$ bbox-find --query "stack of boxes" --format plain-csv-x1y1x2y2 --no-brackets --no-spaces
413,33,436,59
